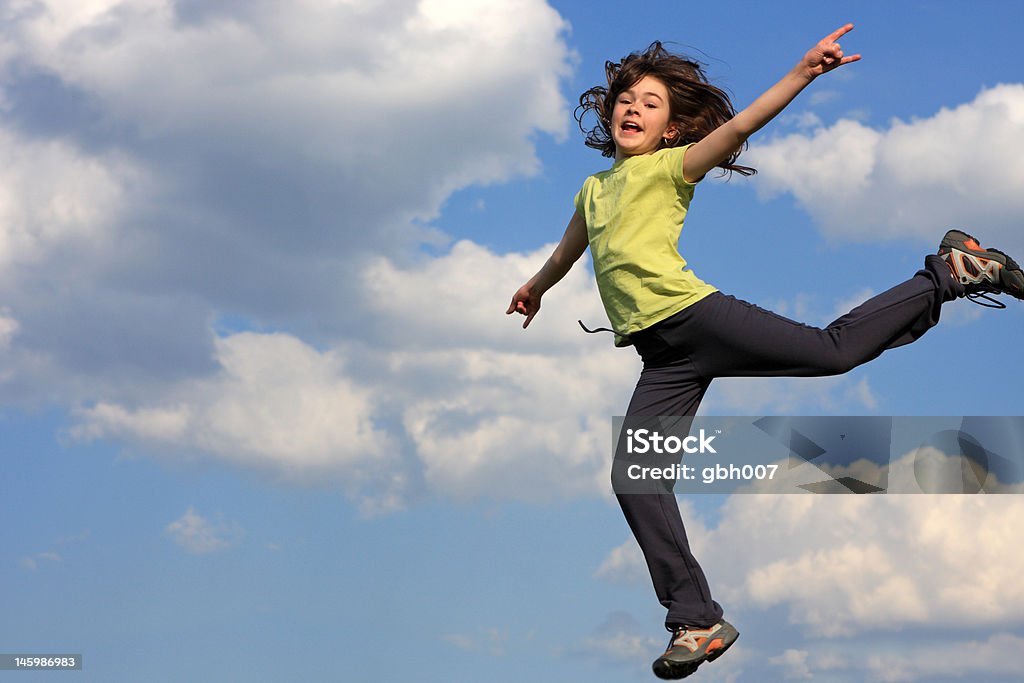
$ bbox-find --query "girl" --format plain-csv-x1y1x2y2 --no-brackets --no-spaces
507,25,1023,680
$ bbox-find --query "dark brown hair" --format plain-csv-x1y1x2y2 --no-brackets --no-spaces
575,41,755,176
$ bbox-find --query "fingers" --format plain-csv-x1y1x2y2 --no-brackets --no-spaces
825,23,854,43
819,23,854,59
506,290,529,315
822,48,861,71
816,23,861,72
507,293,538,327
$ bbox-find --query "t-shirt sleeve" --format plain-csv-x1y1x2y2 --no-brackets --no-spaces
573,177,590,215
665,143,699,187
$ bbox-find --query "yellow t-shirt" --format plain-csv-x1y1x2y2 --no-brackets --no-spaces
574,144,717,346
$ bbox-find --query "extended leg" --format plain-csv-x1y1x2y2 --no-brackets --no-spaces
661,256,961,380
614,358,723,628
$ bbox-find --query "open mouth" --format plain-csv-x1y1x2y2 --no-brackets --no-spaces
621,121,642,133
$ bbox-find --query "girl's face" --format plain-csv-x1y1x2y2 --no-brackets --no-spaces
610,75,677,161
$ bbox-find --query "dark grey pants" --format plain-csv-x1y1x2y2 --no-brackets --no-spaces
615,255,961,628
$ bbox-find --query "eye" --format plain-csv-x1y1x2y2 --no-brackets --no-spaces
645,103,657,108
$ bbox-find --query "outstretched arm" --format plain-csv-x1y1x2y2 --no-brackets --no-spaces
683,24,861,183
506,210,589,328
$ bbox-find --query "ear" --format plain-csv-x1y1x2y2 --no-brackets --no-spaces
663,123,679,142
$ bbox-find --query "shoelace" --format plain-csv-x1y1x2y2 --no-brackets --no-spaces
666,624,716,653
965,287,1007,309
670,630,702,652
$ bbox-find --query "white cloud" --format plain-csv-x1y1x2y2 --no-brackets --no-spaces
594,537,647,584
699,633,1024,682
1,0,572,216
864,634,1024,682
1,0,588,508
0,309,19,371
1,1,982,511
0,125,140,266
439,628,508,657
68,238,895,507
570,612,663,664
598,494,1024,638
768,649,812,680
358,241,633,502
747,84,1024,250
165,506,243,554
19,551,63,571
72,332,404,508
595,499,709,583
0,0,577,404
68,242,631,505
362,239,607,353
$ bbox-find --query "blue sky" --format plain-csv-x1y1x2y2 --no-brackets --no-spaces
2,1,1024,681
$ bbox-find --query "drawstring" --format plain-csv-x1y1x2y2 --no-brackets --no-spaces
577,319,617,335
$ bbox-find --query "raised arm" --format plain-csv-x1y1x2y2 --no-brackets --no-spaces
683,24,861,183
506,210,589,328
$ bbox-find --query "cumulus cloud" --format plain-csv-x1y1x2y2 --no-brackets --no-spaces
362,239,605,353
3,1,1002,513
594,537,647,584
165,506,243,554
72,331,407,509
597,494,1024,638
567,611,663,664
67,242,631,506
68,239,892,507
744,633,1024,682
746,84,1024,250
0,0,576,403
768,649,813,680
0,125,141,266
864,634,1024,682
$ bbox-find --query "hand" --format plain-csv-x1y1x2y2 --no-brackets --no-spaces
802,24,861,78
506,284,541,329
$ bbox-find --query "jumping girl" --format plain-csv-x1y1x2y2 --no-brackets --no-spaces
507,24,1023,680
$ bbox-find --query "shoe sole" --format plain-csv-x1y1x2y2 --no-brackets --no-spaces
651,624,739,680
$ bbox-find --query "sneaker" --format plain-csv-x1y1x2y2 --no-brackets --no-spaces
652,620,739,680
938,229,1024,308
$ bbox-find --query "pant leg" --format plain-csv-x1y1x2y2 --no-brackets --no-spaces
614,337,724,628
678,256,961,379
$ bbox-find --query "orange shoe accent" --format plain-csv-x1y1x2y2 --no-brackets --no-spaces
706,638,724,653
965,238,983,251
